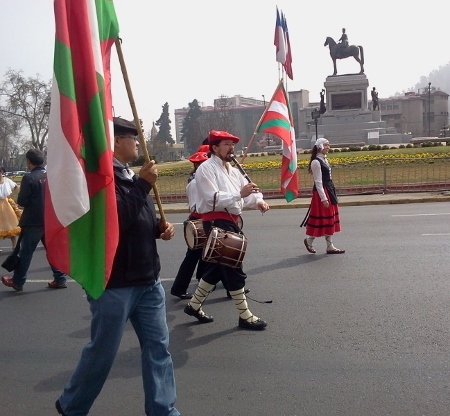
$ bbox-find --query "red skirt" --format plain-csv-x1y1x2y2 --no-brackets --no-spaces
305,189,341,237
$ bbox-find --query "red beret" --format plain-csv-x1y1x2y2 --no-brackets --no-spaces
208,130,239,144
188,151,208,163
197,144,210,153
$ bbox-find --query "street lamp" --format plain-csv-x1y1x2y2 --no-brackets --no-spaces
311,108,321,140
428,82,431,137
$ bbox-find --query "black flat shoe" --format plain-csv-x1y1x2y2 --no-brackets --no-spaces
226,288,250,299
184,304,214,323
171,291,193,300
238,317,267,330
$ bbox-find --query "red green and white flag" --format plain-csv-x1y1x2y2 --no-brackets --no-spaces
257,80,299,202
45,0,120,299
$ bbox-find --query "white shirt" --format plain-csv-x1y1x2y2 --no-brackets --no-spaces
186,177,199,213
194,154,264,215
311,153,331,202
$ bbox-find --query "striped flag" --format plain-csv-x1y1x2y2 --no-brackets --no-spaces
45,0,120,299
257,81,298,202
281,13,293,80
274,7,286,65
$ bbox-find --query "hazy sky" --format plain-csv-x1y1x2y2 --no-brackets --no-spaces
1,1,448,139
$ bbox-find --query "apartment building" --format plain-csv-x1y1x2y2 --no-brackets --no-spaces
376,88,449,138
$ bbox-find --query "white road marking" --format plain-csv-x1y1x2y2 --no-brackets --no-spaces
422,233,450,236
392,213,450,217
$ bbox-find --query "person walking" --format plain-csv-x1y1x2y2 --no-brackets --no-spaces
170,145,209,299
1,149,68,291
183,130,270,331
0,167,21,250
55,117,180,416
301,138,345,254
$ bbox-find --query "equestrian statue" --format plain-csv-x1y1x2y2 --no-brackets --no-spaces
324,35,364,76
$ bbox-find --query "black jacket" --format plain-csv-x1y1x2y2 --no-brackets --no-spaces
107,161,162,288
17,166,46,227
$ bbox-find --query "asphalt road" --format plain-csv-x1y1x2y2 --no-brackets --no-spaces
1,202,449,416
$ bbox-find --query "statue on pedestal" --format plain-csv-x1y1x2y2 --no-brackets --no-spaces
371,87,379,111
324,29,364,76
319,89,326,114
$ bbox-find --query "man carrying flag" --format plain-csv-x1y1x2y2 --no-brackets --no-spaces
49,1,181,415
55,118,180,416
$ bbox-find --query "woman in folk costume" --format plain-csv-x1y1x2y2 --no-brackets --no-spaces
302,138,345,254
0,167,21,250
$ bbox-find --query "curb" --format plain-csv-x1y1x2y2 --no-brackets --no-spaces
157,194,450,214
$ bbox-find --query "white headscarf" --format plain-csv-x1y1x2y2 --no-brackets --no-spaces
314,138,329,150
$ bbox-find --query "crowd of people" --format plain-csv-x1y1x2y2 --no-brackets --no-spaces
1,120,345,415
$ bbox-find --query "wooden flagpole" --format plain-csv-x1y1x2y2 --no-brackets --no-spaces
114,38,167,226
240,79,284,164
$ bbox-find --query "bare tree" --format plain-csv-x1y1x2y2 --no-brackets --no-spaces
0,113,23,169
0,69,52,152
199,95,235,136
214,95,235,132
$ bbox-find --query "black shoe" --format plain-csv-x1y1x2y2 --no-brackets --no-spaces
55,400,67,416
226,288,250,299
184,304,214,323
170,290,193,300
238,317,267,330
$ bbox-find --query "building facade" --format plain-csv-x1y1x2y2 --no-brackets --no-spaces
377,88,449,138
174,95,268,154
173,87,449,154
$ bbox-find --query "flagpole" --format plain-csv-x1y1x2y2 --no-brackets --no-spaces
114,38,167,226
241,79,284,164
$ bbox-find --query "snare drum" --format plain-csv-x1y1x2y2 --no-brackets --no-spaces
202,226,247,268
184,220,207,250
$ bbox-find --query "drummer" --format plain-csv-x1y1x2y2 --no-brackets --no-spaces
184,130,270,331
170,145,210,299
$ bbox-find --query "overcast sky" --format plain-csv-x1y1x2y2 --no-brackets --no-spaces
1,1,448,139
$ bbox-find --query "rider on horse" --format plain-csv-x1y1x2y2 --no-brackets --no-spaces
337,28,348,58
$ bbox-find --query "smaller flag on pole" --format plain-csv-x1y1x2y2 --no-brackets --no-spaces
281,13,293,80
257,80,298,202
274,7,286,65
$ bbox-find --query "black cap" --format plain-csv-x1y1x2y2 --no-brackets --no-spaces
113,117,138,136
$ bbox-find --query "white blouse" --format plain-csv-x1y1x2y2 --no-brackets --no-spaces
311,154,331,202
0,177,17,200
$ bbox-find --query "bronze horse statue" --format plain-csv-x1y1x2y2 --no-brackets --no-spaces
324,37,364,76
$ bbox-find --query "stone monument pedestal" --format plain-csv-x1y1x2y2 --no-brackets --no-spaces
297,74,411,149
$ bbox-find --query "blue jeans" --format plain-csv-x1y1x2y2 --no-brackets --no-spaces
58,279,180,416
12,226,67,287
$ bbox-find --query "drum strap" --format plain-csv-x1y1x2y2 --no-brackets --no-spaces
210,192,219,228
